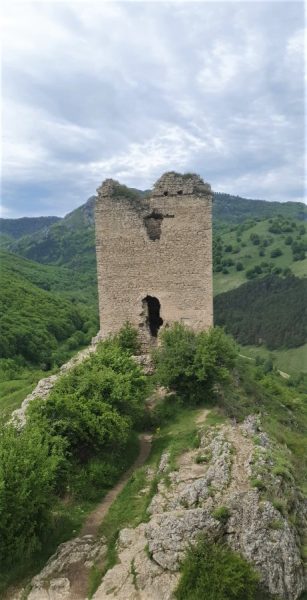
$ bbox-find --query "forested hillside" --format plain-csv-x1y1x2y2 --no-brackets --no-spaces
0,215,61,239
214,274,307,349
0,216,61,247
213,192,306,223
7,197,96,270
0,251,98,367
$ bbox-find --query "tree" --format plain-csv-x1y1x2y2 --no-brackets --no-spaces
153,325,237,402
0,423,63,569
270,248,282,258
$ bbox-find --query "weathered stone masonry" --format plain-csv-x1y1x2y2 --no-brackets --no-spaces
95,172,213,347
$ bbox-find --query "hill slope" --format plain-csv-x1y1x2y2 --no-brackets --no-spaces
8,197,96,270
214,274,307,349
0,216,61,245
213,192,306,223
5,192,306,273
213,214,307,295
0,251,98,369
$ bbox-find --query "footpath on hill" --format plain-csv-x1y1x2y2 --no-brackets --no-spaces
6,433,153,600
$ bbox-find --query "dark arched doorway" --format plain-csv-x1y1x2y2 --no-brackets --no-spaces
143,296,163,337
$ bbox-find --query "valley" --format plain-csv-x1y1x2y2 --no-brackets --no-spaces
1,190,306,418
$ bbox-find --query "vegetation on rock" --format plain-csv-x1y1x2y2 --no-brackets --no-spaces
0,330,148,591
175,537,260,600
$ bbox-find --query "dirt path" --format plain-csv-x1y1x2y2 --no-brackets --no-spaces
6,433,153,600
81,433,152,536
68,433,153,599
224,425,254,496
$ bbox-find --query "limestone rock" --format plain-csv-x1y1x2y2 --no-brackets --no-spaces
95,418,305,600
27,535,106,600
146,508,221,570
227,490,304,600
93,524,179,600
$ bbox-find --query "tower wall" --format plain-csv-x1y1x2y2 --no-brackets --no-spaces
95,172,213,347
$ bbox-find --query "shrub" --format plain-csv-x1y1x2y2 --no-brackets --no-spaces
153,325,237,402
236,262,244,271
212,506,230,522
115,323,141,355
175,537,260,600
251,478,266,491
195,452,211,464
270,248,282,258
29,341,148,462
250,233,260,245
0,423,64,569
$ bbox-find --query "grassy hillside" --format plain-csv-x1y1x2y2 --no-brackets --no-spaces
213,215,307,295
240,344,307,376
0,259,98,366
0,250,97,301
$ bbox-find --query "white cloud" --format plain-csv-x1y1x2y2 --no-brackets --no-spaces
1,1,305,217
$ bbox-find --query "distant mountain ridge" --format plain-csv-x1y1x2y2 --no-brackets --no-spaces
213,192,306,223
1,191,306,270
0,215,61,239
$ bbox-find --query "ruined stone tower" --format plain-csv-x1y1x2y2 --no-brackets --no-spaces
95,172,213,347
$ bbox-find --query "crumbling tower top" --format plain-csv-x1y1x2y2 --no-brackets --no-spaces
152,171,211,197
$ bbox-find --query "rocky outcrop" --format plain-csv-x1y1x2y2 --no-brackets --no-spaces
16,415,305,600
26,535,106,600
94,416,305,600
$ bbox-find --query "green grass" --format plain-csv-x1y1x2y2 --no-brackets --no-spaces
0,368,52,417
221,359,307,496
291,258,307,278
86,404,211,597
213,217,307,296
240,344,307,375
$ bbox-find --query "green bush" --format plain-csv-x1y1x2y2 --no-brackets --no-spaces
153,325,237,402
114,322,141,355
270,248,282,258
68,434,139,501
0,423,64,569
212,506,231,522
175,538,260,600
0,331,149,574
29,340,148,463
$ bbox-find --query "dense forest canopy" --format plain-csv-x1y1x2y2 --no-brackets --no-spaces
214,274,307,349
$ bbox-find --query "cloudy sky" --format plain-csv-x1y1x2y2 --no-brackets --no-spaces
1,0,305,218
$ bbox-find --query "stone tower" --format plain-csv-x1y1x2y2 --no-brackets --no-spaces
95,171,213,347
